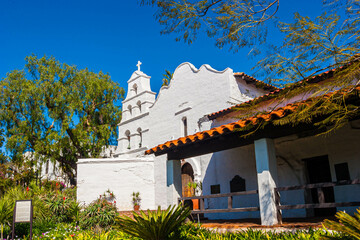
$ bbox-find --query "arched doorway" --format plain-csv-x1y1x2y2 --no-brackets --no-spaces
181,163,194,197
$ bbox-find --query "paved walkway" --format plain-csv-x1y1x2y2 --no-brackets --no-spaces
196,217,334,233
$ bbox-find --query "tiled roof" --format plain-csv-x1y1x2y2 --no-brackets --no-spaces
209,66,344,120
145,85,360,155
234,72,279,92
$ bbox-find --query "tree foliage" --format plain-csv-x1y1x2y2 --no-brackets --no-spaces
0,129,7,164
141,0,279,52
142,0,360,85
255,10,360,86
0,55,124,184
162,69,173,86
142,0,360,135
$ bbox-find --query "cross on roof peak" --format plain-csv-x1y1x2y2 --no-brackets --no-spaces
137,61,142,72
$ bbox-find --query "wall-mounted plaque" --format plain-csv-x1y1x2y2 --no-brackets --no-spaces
230,175,246,193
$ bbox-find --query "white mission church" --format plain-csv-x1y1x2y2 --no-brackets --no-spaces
77,61,360,226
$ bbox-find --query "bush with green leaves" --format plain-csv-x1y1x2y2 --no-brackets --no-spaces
31,224,134,240
10,222,352,240
42,187,80,223
178,224,347,240
32,223,80,240
323,208,360,239
116,204,191,240
79,194,118,230
0,163,15,195
0,183,80,239
0,184,54,238
0,195,12,239
41,179,67,191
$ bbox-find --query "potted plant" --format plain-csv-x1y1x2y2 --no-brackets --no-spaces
132,192,141,211
187,181,202,210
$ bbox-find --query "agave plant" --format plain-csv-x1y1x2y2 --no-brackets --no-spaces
322,208,360,239
79,196,118,230
116,204,191,240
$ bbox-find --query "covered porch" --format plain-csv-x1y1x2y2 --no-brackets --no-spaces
148,119,360,226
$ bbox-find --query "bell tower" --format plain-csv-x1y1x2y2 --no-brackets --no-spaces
117,61,156,154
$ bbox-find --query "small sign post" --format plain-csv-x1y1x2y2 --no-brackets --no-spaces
12,200,33,240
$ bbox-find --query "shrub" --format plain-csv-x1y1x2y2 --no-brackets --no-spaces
0,163,15,195
116,204,191,240
0,183,79,239
41,180,66,191
79,194,118,230
0,196,12,240
32,224,134,240
42,188,80,223
178,225,345,240
32,223,80,240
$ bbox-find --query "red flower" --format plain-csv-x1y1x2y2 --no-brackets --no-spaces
114,201,116,204
56,182,59,186
63,197,66,201
26,186,29,192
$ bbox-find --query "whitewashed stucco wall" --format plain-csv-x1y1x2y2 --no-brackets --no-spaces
77,62,263,210
201,121,360,220
77,157,155,210
146,63,263,208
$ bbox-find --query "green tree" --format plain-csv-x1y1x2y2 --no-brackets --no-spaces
0,129,7,164
142,0,360,134
141,0,280,51
162,69,173,86
0,55,124,185
142,0,360,83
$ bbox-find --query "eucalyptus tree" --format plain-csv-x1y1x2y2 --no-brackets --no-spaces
0,55,124,184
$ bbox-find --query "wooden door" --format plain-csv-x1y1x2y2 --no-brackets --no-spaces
181,163,194,197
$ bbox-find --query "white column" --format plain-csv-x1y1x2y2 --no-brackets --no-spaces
166,160,182,206
254,138,279,226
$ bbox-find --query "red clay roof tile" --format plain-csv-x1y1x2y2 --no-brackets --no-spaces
145,85,360,155
234,72,279,92
209,66,344,120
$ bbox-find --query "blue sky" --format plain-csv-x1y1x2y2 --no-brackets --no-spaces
0,0,326,96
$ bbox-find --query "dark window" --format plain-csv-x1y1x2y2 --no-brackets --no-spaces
210,184,220,194
334,162,350,181
183,117,188,136
230,175,246,192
